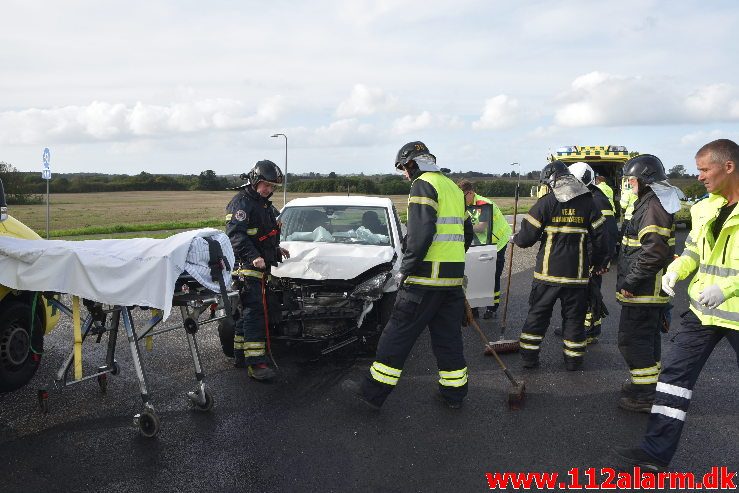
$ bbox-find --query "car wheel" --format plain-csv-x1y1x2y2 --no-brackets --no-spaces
0,302,44,393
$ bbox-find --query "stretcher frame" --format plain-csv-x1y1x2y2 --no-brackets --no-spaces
37,277,238,438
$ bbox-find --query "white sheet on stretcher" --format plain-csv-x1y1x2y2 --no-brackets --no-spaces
0,228,234,319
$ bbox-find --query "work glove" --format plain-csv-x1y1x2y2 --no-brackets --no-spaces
698,284,726,309
394,271,408,288
661,271,679,297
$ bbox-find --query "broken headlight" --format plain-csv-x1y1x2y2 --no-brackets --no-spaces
349,272,391,301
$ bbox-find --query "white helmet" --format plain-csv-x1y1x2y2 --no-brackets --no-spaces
568,161,595,187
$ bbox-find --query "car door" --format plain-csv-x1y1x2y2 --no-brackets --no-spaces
464,203,497,308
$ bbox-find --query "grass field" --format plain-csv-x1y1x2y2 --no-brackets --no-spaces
8,191,537,240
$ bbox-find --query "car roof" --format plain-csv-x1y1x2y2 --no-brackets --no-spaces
284,195,394,208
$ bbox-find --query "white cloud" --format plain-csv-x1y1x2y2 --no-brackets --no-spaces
0,97,285,145
391,111,463,134
472,95,521,130
554,72,739,127
679,129,724,147
309,118,376,147
335,84,398,118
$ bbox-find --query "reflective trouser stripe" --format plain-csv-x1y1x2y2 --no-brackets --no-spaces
493,291,501,303
370,362,402,386
630,364,660,384
520,332,543,350
244,342,265,357
234,335,244,350
651,405,687,421
656,382,692,399
563,340,586,356
563,348,583,358
439,368,468,387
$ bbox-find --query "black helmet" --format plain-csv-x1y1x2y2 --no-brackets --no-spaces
247,159,284,186
623,154,667,184
540,160,570,185
395,141,435,169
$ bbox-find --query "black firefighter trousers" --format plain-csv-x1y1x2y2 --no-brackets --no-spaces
641,310,739,465
361,286,468,408
519,282,588,365
617,305,663,397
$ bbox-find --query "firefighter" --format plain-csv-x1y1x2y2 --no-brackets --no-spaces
342,141,473,409
595,174,616,214
457,179,512,318
614,138,739,472
226,160,290,381
616,154,680,412
514,161,608,370
569,162,618,344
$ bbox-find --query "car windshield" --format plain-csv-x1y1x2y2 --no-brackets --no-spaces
280,205,391,245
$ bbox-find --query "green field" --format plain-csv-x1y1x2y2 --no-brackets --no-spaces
7,191,536,240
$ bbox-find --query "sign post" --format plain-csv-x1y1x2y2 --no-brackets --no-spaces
42,148,51,239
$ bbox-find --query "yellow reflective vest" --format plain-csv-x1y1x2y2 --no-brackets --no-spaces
404,172,467,288
667,194,739,330
620,189,637,221
596,182,615,213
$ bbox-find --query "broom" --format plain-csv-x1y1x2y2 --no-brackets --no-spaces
487,180,521,354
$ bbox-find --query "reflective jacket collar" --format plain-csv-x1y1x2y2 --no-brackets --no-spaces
695,193,739,228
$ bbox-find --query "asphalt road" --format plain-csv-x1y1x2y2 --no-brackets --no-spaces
1,227,737,492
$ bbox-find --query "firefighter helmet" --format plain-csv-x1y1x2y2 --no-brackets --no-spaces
395,141,435,170
247,160,284,186
568,161,595,186
623,154,667,184
540,160,571,185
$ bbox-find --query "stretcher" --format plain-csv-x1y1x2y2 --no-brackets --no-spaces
0,229,237,437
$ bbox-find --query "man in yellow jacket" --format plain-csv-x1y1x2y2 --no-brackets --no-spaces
614,138,739,472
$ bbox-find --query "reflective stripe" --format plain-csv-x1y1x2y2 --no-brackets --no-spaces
247,228,258,235
630,365,659,376
544,226,588,234
601,209,615,216
520,332,543,341
244,350,265,356
409,196,439,210
690,299,739,322
622,237,641,247
668,238,676,246
682,250,700,262
638,225,672,239
437,216,464,225
542,234,553,275
432,234,465,242
577,233,584,280
405,276,464,287
652,405,686,421
523,214,541,228
372,362,402,378
533,272,589,285
226,213,233,220
370,362,402,386
439,367,468,387
699,263,739,278
656,382,692,399
563,339,587,349
520,342,540,350
563,348,584,357
233,269,265,279
632,375,659,384
616,292,669,304
592,216,605,228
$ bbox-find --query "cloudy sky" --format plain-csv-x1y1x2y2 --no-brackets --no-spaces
3,0,738,177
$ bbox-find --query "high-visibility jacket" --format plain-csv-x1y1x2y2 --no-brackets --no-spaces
401,171,471,288
596,182,615,213
620,189,637,221
470,194,512,250
616,190,675,305
515,191,607,287
667,194,739,330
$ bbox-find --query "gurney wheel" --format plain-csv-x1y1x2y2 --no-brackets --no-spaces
192,390,214,412
97,373,108,393
134,410,160,438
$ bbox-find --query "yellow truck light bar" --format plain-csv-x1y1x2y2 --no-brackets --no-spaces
553,145,631,161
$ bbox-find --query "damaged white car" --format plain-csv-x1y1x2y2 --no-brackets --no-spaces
219,195,499,358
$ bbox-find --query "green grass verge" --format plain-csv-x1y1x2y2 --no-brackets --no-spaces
45,219,223,238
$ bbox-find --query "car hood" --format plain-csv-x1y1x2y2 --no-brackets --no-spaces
273,241,396,280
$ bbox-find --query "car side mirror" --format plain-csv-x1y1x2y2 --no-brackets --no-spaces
0,178,7,222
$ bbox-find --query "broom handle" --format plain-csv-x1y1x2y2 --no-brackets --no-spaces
501,182,519,328
464,300,518,386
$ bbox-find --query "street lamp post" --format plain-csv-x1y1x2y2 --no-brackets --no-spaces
271,133,287,206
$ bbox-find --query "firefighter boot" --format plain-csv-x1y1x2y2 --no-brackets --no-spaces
618,395,654,413
564,355,583,371
340,379,381,411
612,446,668,473
521,354,540,369
482,306,497,319
248,363,275,381
233,347,246,368
435,390,463,409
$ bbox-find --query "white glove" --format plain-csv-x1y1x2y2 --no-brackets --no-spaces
698,284,726,309
661,271,679,297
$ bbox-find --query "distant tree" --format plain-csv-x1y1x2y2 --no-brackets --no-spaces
328,171,337,179
668,165,687,178
197,169,226,190
0,162,42,204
